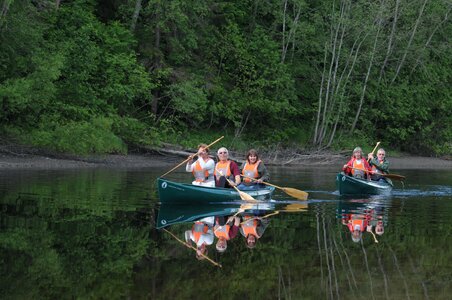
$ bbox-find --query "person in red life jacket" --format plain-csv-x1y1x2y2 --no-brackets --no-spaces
186,143,215,187
184,217,214,260
214,215,240,253
214,147,241,188
367,148,390,181
342,147,372,180
237,149,270,191
239,214,270,249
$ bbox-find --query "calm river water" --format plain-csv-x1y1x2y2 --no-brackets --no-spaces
1,165,451,299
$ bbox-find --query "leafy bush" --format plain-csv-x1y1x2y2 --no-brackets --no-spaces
26,118,127,155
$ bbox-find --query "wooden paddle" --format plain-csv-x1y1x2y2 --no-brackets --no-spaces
219,171,258,202
162,228,222,268
347,166,405,180
161,136,224,177
367,141,381,163
243,176,308,200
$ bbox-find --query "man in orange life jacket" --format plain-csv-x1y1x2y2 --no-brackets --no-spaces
214,147,241,188
186,143,215,187
367,148,390,181
214,215,240,253
239,214,270,249
342,147,372,180
237,149,270,191
184,217,214,259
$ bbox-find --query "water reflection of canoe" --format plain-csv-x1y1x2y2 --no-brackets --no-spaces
336,172,393,195
156,204,240,228
157,178,275,204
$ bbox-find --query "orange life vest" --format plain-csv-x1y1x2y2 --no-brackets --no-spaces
214,224,231,240
371,160,385,174
241,217,258,237
192,222,209,243
242,160,261,183
215,161,231,178
352,159,365,177
348,218,366,232
192,159,210,182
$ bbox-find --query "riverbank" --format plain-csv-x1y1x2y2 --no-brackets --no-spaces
0,146,451,170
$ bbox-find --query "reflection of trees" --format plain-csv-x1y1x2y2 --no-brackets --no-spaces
0,170,157,299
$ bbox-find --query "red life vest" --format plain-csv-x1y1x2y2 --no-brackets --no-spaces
192,160,210,182
192,222,208,243
214,224,231,240
242,160,261,183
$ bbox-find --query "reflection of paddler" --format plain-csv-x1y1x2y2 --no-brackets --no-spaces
240,215,269,249
343,213,371,243
184,217,214,259
214,216,240,253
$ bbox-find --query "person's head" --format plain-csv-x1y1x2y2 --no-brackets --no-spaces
245,234,257,249
197,143,209,158
196,244,208,260
377,148,386,161
216,237,227,253
353,147,363,159
375,220,384,236
217,147,229,162
351,230,362,243
246,149,259,164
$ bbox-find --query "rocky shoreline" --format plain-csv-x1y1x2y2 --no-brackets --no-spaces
0,145,451,170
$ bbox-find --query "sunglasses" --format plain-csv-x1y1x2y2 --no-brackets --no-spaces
218,152,228,154
378,153,385,156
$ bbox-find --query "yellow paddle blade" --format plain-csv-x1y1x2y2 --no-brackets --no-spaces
238,191,258,202
283,203,308,211
281,187,309,200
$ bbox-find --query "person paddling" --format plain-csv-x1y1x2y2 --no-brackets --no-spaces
342,147,372,180
184,217,214,260
238,149,270,191
367,148,390,181
214,147,241,188
186,144,215,187
214,215,240,253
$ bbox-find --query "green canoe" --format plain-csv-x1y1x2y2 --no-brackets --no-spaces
157,177,275,204
336,172,393,195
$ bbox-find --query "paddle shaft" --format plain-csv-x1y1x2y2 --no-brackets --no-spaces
219,170,257,202
347,166,405,180
161,136,224,177
162,228,222,268
243,176,308,200
368,141,381,163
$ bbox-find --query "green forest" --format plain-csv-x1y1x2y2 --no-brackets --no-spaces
1,0,450,155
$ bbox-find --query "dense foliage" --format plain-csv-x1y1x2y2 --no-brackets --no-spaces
0,0,450,155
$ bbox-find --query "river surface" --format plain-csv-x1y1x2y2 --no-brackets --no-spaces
1,166,451,299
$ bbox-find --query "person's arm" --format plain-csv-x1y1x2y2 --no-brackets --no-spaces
257,162,269,182
184,230,192,244
205,158,215,176
231,161,241,185
343,158,353,173
186,157,195,172
374,159,389,173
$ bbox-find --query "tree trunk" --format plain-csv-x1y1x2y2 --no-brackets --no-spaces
391,0,428,84
130,0,143,31
379,0,400,83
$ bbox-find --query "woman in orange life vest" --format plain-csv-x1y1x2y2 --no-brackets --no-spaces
367,148,390,181
184,217,214,260
342,212,371,243
186,143,215,187
214,147,241,188
214,215,240,253
239,214,270,249
237,149,270,191
342,147,372,180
